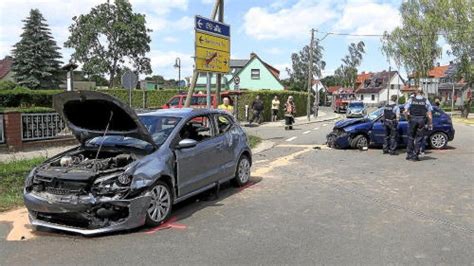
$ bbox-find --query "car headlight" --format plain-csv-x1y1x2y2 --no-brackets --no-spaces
24,167,36,190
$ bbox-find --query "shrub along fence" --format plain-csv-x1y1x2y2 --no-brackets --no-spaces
0,88,313,122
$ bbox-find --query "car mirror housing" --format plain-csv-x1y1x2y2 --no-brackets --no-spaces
177,139,198,149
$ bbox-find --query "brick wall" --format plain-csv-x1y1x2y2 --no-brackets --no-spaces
3,112,22,151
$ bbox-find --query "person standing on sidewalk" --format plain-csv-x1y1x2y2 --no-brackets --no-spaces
284,96,296,130
382,95,400,155
271,96,280,122
249,95,264,125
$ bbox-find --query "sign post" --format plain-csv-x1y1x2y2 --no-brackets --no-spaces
234,76,240,90
195,15,230,108
121,70,138,107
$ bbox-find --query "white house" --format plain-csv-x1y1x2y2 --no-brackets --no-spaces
355,70,404,105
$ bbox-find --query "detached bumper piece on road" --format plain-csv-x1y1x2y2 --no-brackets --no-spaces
25,192,151,235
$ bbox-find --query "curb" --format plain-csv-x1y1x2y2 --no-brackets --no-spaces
252,140,276,154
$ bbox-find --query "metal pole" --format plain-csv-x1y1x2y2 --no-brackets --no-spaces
451,82,455,117
216,0,224,105
207,72,212,109
178,61,181,92
387,66,391,103
128,87,132,107
184,70,198,107
307,29,315,121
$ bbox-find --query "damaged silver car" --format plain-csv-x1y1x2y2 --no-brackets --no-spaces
24,91,252,235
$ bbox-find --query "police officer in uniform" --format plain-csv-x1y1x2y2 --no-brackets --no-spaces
382,95,400,155
404,89,433,161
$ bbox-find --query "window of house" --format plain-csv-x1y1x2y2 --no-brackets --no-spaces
371,95,375,101
390,84,394,90
251,69,260,79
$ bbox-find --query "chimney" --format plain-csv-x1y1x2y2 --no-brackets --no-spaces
436,62,440,67
250,52,257,58
449,61,453,65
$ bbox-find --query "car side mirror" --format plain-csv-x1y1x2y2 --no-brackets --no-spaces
176,139,197,149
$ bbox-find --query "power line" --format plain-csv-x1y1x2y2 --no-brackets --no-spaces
316,29,473,38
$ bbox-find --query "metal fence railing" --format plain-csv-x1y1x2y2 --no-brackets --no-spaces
0,114,4,144
21,113,66,141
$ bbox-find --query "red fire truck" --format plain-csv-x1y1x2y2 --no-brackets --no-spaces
332,88,356,113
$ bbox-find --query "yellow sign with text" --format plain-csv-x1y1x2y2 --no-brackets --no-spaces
195,46,230,73
195,32,230,53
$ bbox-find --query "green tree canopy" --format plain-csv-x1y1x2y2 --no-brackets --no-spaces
12,9,62,89
334,41,366,88
381,0,442,86
64,0,152,88
286,39,325,91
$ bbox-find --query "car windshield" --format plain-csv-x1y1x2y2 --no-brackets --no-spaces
367,108,383,121
349,102,364,108
86,116,181,150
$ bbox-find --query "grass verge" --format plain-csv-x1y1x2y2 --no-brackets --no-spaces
0,157,45,212
248,135,262,149
453,117,474,125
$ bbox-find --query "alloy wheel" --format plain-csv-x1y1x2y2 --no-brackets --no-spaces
238,157,251,184
430,133,447,149
147,184,171,223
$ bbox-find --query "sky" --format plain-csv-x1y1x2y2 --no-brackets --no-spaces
0,0,455,81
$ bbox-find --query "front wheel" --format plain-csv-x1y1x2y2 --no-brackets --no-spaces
232,155,251,187
350,135,369,149
145,181,172,226
429,132,448,149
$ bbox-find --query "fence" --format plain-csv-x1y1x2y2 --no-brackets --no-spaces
0,114,4,143
21,113,66,141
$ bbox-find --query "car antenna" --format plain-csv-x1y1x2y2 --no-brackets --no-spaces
94,110,114,171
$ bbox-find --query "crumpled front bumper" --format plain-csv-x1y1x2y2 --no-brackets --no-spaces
24,191,151,235
326,129,351,149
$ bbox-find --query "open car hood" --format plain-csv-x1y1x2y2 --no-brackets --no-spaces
53,91,157,149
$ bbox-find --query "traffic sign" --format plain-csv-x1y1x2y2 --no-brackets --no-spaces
195,32,229,52
121,70,138,90
195,46,230,73
234,76,240,85
195,15,230,38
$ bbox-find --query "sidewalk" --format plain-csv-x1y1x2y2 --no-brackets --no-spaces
0,145,76,163
256,110,341,128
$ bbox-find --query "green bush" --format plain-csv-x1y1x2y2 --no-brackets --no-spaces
0,80,17,90
0,89,62,107
96,89,179,108
398,95,406,104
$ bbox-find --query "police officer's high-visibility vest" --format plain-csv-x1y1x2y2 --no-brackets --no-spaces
383,104,397,120
410,97,428,117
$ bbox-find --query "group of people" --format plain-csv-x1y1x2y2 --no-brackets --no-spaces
217,95,297,129
248,95,296,129
382,88,433,161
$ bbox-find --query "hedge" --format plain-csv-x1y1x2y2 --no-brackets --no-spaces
0,88,313,122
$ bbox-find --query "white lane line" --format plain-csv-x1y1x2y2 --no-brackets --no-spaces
303,131,311,135
286,136,297,142
313,127,320,130
322,123,328,127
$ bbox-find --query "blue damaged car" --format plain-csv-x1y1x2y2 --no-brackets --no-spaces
327,105,455,149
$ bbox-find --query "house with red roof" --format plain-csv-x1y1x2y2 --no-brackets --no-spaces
0,56,15,82
354,70,404,105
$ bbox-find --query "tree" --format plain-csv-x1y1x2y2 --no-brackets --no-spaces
381,0,442,87
286,39,325,91
64,0,152,88
320,75,338,87
334,41,365,88
12,9,62,89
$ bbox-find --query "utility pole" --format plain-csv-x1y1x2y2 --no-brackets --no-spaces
215,0,224,106
387,65,391,103
307,29,315,121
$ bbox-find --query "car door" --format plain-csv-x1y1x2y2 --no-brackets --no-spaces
370,119,385,145
397,114,409,145
174,115,221,196
213,113,237,180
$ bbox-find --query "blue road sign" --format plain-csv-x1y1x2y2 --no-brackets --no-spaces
195,15,230,38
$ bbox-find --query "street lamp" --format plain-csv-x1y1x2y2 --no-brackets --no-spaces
174,57,181,92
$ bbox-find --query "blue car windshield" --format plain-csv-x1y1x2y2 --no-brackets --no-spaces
86,116,181,150
367,108,383,121
349,102,364,108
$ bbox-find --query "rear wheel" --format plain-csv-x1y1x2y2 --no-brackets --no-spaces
232,155,251,187
350,135,368,149
145,181,172,226
429,132,448,149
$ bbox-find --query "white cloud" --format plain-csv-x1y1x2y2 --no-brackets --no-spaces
334,1,401,36
243,0,337,40
267,47,283,55
273,63,291,79
149,50,193,79
163,36,178,43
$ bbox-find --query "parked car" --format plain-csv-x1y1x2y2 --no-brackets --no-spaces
346,101,367,118
162,91,241,109
327,105,455,149
24,91,252,235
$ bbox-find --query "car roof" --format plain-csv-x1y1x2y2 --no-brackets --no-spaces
138,108,229,118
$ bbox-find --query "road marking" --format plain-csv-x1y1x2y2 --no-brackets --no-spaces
302,131,311,135
278,144,331,150
313,127,319,130
322,123,328,127
286,136,297,142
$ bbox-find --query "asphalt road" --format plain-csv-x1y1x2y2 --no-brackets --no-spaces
1,110,473,265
